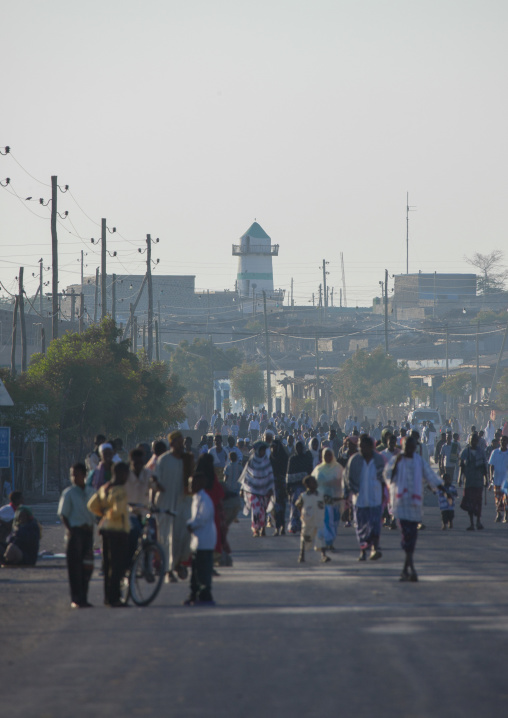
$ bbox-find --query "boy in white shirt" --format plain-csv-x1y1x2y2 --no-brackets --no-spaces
185,473,217,606
295,475,330,564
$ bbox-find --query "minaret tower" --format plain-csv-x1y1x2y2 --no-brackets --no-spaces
233,221,279,299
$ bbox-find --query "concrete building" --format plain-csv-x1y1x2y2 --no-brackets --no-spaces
233,222,284,312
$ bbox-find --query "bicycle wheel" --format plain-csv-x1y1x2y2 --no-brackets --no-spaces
129,541,165,606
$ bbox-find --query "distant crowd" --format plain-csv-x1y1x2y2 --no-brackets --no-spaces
1,408,507,605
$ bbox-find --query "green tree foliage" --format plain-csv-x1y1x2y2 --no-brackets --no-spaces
439,373,471,400
332,347,410,410
168,339,242,414
1,319,186,446
229,362,265,411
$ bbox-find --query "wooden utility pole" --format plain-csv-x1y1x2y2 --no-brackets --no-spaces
291,277,294,306
476,321,480,403
445,324,449,420
142,323,146,350
70,289,76,323
263,291,272,414
133,315,138,352
80,250,84,294
18,267,27,372
155,319,160,360
39,258,43,316
94,267,99,323
111,274,116,321
146,234,154,362
322,259,329,309
315,335,320,421
41,326,46,354
10,295,19,376
130,304,135,351
101,218,107,318
384,268,389,355
51,176,59,340
79,293,84,334
122,275,147,340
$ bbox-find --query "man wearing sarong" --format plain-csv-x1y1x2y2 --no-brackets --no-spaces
344,435,385,561
155,431,195,583
459,432,488,531
286,441,312,534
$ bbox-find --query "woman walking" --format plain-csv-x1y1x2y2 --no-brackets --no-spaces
239,441,275,537
312,448,343,550
271,439,289,536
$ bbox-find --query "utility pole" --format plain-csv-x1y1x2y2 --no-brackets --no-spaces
445,324,449,420
80,250,84,294
10,295,19,376
122,275,147,340
315,335,320,421
340,288,342,308
291,277,294,307
51,176,59,340
39,259,43,316
142,323,146,350
79,293,84,334
155,319,160,361
130,304,135,351
322,259,329,309
406,192,416,275
146,234,154,362
263,291,272,414
70,289,76,323
101,218,107,318
94,267,99,323
133,315,138,352
18,267,27,372
331,287,334,307
111,273,116,321
384,268,389,355
476,320,480,403
41,326,46,354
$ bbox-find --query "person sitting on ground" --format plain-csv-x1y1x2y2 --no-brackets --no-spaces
295,475,329,564
0,490,23,552
2,505,41,566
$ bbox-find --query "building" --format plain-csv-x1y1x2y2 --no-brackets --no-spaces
233,222,284,313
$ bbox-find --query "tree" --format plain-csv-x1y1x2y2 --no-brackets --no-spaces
331,347,410,412
1,319,186,489
230,362,265,411
464,250,508,295
439,373,471,400
168,339,242,416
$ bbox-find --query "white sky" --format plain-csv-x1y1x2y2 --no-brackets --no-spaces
1,0,507,309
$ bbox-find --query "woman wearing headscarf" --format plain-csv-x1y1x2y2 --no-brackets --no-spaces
239,441,275,537
312,448,343,549
286,441,313,534
270,439,289,536
307,437,320,469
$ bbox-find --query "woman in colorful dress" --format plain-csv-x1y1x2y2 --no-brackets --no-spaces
239,441,275,537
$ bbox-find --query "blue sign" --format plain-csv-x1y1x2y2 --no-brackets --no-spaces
0,427,11,468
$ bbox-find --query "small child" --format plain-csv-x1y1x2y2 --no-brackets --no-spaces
437,472,458,530
295,475,330,563
185,472,217,606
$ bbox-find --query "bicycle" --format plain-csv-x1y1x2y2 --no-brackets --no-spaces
122,504,174,607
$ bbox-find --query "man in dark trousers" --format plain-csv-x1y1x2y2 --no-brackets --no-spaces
58,463,95,608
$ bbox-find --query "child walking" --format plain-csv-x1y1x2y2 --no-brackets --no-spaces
185,472,217,606
438,472,458,529
295,475,330,564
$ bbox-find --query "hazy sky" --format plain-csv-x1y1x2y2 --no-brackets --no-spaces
2,0,507,310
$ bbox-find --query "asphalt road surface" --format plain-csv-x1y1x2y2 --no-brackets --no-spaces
2,491,508,718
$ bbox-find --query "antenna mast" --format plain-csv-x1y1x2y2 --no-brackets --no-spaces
340,252,347,308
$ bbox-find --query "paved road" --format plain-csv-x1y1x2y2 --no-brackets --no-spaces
2,492,508,717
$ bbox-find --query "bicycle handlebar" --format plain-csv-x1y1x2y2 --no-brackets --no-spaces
128,503,176,517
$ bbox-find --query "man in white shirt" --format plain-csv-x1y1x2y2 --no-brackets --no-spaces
488,435,508,523
208,435,229,481
185,473,216,606
249,416,260,442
